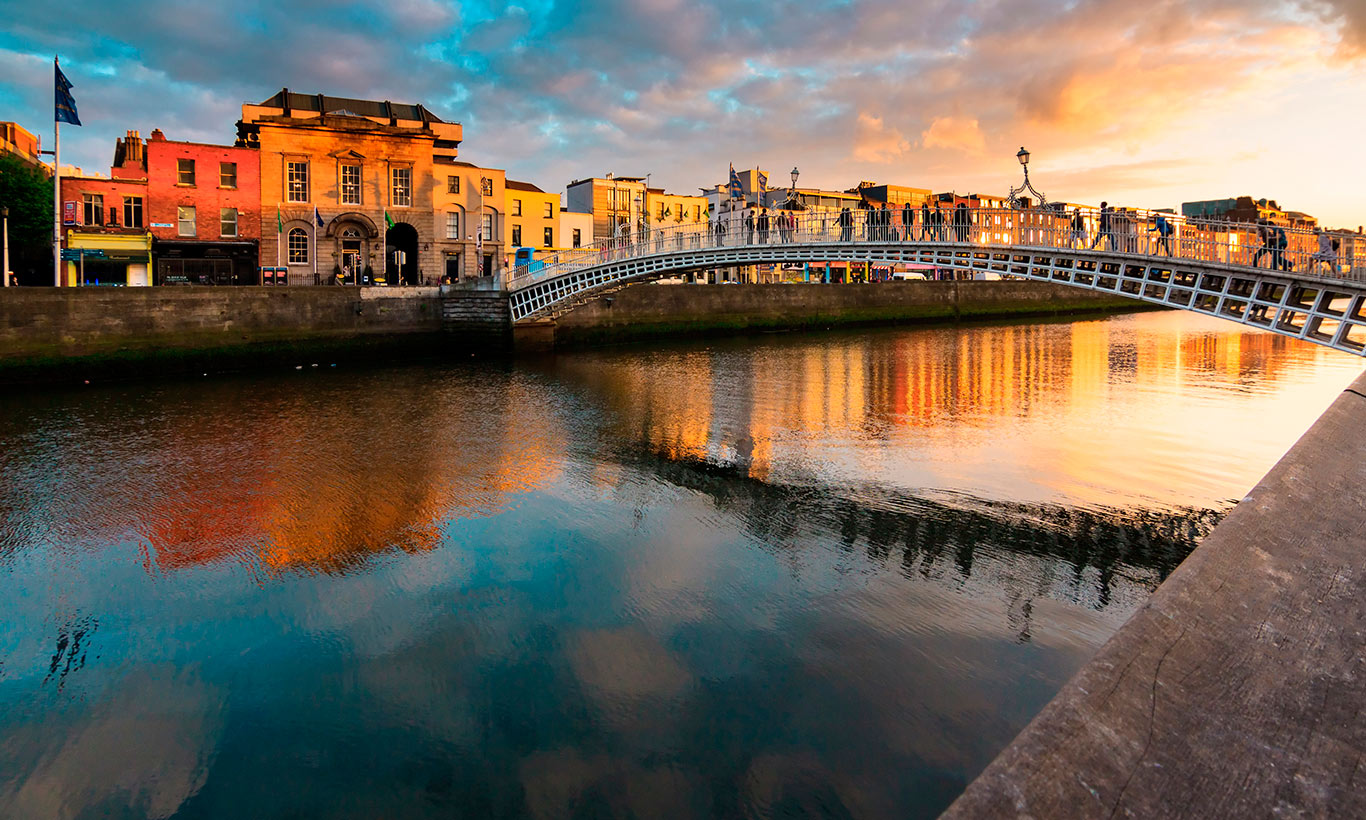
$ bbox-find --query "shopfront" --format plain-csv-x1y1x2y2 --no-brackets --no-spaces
153,239,260,285
63,231,152,287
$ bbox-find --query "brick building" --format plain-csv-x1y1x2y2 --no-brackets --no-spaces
142,129,262,284
237,89,503,285
59,134,151,286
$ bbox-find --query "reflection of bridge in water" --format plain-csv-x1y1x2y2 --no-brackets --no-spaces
507,207,1366,357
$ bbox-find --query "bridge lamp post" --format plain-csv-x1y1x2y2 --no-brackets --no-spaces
788,167,799,207
1007,146,1047,209
2,206,9,287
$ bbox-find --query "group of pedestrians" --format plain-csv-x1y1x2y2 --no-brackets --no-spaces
737,208,799,244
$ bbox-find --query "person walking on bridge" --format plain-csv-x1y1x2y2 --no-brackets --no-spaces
744,209,755,245
1252,220,1272,268
1149,214,1175,256
1069,208,1086,248
902,201,914,242
1311,228,1341,275
1090,202,1113,250
920,202,932,240
839,207,853,242
757,208,770,244
714,213,726,247
955,202,971,243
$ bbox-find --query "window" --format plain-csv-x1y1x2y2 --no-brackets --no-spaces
220,208,238,238
544,227,553,247
82,193,104,225
446,212,460,240
694,205,701,221
447,175,460,194
219,162,237,188
391,167,412,207
286,160,308,202
512,225,522,246
480,213,493,241
177,158,195,186
287,227,309,264
123,196,143,228
444,253,461,281
480,177,493,197
340,164,361,205
657,202,665,219
177,205,196,236
572,228,581,248
544,202,554,219
512,199,522,216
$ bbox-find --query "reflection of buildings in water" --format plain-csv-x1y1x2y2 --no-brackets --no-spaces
566,315,1331,478
136,376,565,574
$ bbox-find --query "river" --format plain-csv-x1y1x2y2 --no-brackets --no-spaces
0,310,1359,819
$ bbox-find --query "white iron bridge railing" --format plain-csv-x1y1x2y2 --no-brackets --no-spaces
508,206,1366,292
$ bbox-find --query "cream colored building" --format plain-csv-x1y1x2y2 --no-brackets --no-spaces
559,209,594,250
566,175,647,242
239,88,505,284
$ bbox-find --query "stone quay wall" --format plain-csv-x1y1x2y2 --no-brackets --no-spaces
545,281,1144,348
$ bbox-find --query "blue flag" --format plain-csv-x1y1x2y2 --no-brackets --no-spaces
55,61,81,126
757,170,768,199
727,164,742,200
314,207,324,227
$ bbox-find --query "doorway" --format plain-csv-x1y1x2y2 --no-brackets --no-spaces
340,227,363,285
385,223,419,286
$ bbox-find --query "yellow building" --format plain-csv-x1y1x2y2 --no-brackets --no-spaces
504,180,560,267
644,188,709,233
238,88,504,284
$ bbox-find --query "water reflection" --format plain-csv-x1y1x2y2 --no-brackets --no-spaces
0,310,1359,819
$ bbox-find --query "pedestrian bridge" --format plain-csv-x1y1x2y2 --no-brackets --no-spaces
506,207,1366,357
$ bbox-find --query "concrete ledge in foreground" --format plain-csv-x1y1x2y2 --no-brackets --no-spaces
943,369,1366,819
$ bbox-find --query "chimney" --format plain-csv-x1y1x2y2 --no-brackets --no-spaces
281,87,291,117
149,128,166,142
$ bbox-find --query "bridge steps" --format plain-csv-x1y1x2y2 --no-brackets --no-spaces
440,291,511,342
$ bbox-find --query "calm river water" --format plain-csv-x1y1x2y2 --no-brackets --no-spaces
0,310,1359,819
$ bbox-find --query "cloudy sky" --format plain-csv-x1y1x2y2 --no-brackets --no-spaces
2,0,1363,226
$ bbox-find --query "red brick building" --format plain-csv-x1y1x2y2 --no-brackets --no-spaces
59,135,151,285
144,129,261,284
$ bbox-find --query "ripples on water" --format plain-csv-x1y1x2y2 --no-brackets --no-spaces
0,310,1358,819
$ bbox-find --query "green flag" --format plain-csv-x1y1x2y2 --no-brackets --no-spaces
384,211,394,229
276,207,283,234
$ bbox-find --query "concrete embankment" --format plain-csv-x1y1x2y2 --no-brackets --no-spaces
943,368,1366,818
0,286,465,385
541,281,1144,349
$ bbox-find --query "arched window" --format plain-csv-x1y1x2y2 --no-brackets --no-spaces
287,227,309,264
340,227,361,239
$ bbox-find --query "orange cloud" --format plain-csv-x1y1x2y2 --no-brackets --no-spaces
921,116,986,154
852,112,911,163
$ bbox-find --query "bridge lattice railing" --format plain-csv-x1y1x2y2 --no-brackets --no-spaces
507,206,1366,290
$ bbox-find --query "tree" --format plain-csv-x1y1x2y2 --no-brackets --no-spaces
0,154,55,284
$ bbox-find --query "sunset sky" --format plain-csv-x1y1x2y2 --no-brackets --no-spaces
2,0,1363,227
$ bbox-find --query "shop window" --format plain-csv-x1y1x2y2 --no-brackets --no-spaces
340,164,361,205
572,229,581,248
220,208,238,238
177,158,195,186
82,193,104,226
123,196,143,228
177,205,195,236
447,175,460,194
391,167,412,207
446,212,460,240
286,161,308,202
544,227,553,247
287,227,308,264
219,162,237,188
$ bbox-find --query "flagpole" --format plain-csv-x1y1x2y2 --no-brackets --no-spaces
275,204,281,270
53,56,62,287
312,209,318,285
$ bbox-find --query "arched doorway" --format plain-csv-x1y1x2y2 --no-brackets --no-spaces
386,223,419,286
339,227,364,284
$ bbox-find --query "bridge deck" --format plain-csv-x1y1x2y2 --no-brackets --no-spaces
943,368,1366,818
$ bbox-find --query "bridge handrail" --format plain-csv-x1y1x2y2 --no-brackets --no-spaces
507,206,1366,291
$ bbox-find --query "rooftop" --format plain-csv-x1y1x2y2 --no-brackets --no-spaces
256,89,447,124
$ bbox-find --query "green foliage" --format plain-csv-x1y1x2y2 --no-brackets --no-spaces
0,154,55,279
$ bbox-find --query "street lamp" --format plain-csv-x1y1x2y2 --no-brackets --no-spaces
1008,146,1046,208
789,167,799,207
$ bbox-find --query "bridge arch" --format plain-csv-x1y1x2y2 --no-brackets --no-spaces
505,208,1366,357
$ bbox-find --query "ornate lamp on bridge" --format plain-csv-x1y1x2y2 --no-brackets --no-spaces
788,167,800,208
1007,146,1047,208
